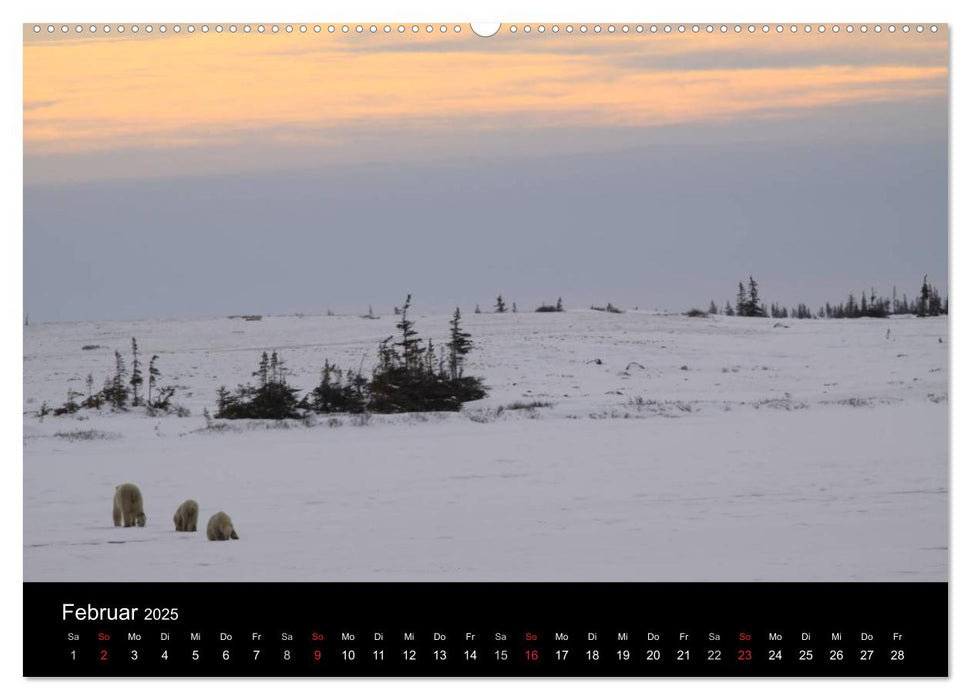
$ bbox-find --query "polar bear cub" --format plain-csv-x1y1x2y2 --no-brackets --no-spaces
112,483,146,527
206,511,239,541
173,499,199,532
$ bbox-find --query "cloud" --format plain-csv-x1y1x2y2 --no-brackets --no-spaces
23,29,947,181
23,99,59,111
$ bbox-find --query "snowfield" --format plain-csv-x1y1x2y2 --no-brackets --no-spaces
23,310,948,582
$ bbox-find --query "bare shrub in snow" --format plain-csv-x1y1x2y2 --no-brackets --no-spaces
53,429,120,442
505,400,553,411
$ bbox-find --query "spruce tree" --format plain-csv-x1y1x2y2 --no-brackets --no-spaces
216,386,231,415
395,295,422,371
129,338,143,407
736,282,747,316
446,307,473,380
424,340,437,375
148,355,160,406
255,351,270,387
104,350,128,409
81,372,103,409
270,351,282,384
114,350,127,406
495,295,506,313
919,275,931,317
747,276,763,317
708,300,718,315
929,286,942,316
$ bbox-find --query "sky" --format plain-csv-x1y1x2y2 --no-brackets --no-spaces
23,25,948,321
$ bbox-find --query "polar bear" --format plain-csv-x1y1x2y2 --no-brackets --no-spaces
112,483,146,527
206,511,239,541
173,499,199,532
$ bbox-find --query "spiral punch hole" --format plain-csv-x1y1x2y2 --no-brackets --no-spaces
28,21,943,37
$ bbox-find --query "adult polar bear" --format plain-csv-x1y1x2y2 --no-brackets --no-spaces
173,499,199,532
206,512,239,541
112,483,146,527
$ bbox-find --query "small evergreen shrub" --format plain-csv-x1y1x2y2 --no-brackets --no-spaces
367,299,486,413
537,297,565,312
215,351,305,420
307,360,368,414
215,297,488,419
591,303,623,313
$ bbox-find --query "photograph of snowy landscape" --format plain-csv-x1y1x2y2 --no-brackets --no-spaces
23,24,947,582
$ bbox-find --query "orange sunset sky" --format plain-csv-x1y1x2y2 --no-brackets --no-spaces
24,25,947,183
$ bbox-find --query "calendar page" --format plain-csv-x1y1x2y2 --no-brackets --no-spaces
22,20,948,677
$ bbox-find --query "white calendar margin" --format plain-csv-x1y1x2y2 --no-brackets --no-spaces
2,0,964,697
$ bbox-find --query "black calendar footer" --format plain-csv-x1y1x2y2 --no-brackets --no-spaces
24,582,947,677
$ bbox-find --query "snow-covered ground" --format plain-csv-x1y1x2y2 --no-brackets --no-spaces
23,310,948,581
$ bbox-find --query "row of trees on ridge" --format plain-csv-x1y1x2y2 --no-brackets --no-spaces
705,275,947,320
